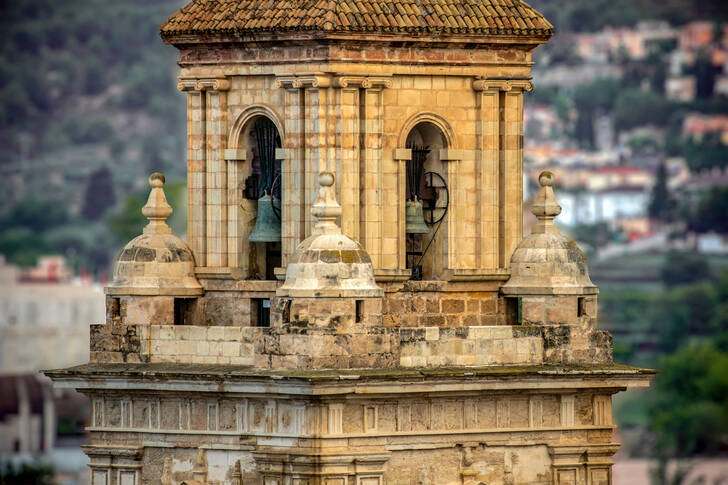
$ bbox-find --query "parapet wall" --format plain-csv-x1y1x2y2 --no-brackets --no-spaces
90,321,611,369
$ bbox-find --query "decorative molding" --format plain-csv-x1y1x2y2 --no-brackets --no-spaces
393,148,412,161
275,74,331,89
224,149,246,161
177,77,230,92
274,147,289,160
439,148,468,161
333,75,392,89
472,77,533,92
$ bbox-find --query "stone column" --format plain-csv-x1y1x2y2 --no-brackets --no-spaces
178,79,207,267
198,78,231,269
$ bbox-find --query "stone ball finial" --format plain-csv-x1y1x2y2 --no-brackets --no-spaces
149,172,165,188
142,172,173,234
538,170,554,187
530,170,561,233
319,171,334,187
311,171,342,236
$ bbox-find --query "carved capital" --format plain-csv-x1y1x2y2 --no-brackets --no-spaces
472,77,533,92
196,77,231,91
178,77,230,92
333,75,393,89
177,78,198,92
275,74,331,89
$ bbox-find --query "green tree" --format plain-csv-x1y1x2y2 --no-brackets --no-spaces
688,186,728,234
648,161,674,222
650,342,728,457
82,166,116,221
0,461,55,484
613,89,676,133
659,251,711,288
572,79,620,149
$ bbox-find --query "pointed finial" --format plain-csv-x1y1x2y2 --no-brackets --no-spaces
141,172,173,235
311,172,342,236
530,171,562,235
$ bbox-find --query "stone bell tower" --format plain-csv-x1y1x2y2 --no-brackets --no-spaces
46,2,654,484
158,0,555,327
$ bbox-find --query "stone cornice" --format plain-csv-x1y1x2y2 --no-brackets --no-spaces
472,77,533,92
275,74,331,89
177,77,231,92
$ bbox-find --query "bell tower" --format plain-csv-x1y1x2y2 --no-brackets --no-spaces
160,0,553,327
46,2,654,484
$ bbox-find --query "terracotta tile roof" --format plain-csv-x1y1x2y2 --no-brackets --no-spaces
160,0,553,39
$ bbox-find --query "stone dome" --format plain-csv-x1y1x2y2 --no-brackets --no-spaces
106,173,203,297
501,171,597,296
277,172,382,298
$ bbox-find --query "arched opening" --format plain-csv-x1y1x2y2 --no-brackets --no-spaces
405,121,448,281
239,115,282,280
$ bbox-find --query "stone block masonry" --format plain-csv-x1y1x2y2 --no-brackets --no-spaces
89,319,610,368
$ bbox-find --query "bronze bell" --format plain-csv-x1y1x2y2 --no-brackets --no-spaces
248,194,281,242
405,199,430,234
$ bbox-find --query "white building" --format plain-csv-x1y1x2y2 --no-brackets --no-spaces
558,186,649,226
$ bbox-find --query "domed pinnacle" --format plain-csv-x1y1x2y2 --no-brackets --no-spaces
311,171,343,236
141,172,173,235
530,171,562,235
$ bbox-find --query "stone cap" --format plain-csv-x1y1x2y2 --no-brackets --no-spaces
278,172,382,298
501,171,597,296
106,174,203,297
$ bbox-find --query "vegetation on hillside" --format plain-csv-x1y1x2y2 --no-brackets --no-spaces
598,254,728,462
0,0,186,273
527,0,728,32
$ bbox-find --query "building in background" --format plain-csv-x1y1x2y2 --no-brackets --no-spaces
0,255,104,485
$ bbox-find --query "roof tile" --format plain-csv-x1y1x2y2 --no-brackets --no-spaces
160,0,553,38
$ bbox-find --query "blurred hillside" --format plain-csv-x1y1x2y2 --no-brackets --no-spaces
528,0,728,32
0,0,186,274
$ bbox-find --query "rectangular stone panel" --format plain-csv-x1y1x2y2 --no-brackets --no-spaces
92,470,108,485
160,400,179,430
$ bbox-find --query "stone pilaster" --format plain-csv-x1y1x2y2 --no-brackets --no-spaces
393,148,412,270
441,149,467,270
178,79,206,267
200,78,230,269
473,81,501,270
473,78,532,268
223,147,245,270
279,84,305,268
361,86,384,268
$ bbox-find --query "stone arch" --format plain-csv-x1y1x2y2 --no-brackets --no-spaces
397,112,456,150
228,105,285,282
399,113,454,281
228,104,285,149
